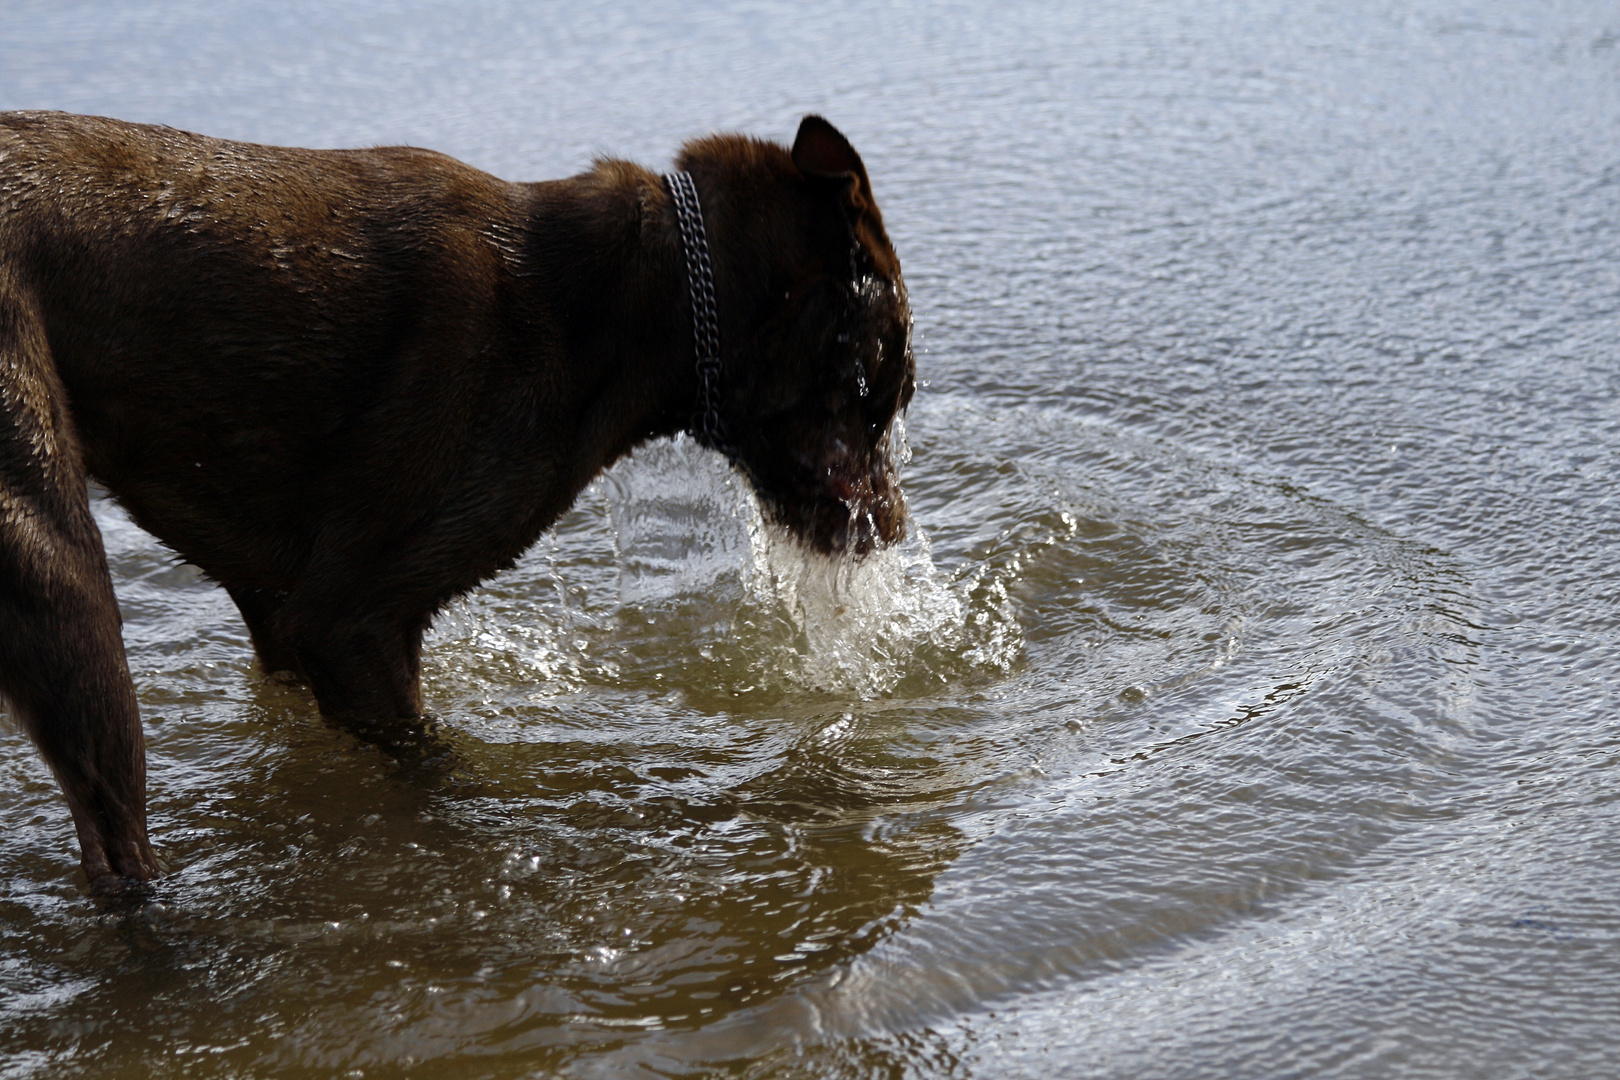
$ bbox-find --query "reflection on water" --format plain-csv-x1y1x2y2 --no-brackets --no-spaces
5,0,1620,1077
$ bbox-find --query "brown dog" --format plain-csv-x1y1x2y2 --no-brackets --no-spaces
0,111,913,893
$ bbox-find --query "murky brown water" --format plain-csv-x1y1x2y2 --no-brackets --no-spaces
4,1,1620,1076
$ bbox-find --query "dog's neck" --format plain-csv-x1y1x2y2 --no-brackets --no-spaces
513,161,714,502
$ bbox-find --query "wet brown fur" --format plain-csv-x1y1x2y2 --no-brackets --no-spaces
0,112,913,893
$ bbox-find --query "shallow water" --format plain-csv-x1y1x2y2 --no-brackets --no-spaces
4,1,1620,1076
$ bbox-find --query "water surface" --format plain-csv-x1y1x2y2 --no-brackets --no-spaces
3,2,1619,1077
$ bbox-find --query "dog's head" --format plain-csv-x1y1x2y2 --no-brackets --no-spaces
677,116,914,556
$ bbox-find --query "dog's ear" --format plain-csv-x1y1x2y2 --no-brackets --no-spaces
792,115,872,215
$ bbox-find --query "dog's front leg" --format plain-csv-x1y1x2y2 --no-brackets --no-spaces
225,585,302,678
272,595,433,752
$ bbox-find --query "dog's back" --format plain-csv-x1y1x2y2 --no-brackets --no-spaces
0,111,499,270
1,112,542,583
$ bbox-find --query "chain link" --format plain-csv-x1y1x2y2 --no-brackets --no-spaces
663,171,730,453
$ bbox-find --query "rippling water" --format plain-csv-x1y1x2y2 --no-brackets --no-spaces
4,1,1620,1076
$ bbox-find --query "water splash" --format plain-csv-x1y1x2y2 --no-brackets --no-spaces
735,519,1020,699
603,436,1021,700
425,436,1021,706
425,530,606,700
601,436,757,609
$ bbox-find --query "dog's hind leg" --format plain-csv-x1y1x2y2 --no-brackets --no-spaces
0,276,157,892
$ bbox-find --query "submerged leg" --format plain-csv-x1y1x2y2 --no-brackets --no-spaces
226,585,302,677
273,592,437,755
0,279,156,891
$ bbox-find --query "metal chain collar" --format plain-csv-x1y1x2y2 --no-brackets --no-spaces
663,170,729,452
